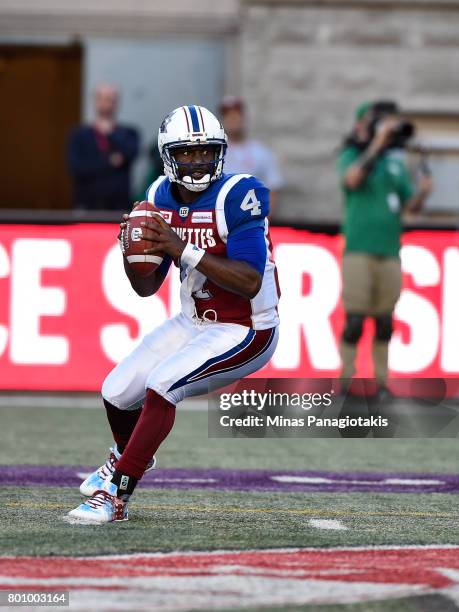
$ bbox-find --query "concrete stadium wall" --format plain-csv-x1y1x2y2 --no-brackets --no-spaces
0,0,240,36
241,0,459,222
2,0,459,220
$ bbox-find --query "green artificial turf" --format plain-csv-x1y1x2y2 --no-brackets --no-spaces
1,405,457,473
1,403,457,612
1,486,457,556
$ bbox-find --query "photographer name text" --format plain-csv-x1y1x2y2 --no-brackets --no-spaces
219,415,389,429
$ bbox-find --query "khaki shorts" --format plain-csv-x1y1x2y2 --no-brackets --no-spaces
342,253,401,315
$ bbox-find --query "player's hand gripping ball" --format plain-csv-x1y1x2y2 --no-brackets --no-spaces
119,201,165,276
142,213,187,262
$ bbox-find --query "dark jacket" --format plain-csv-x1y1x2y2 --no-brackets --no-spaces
68,124,139,210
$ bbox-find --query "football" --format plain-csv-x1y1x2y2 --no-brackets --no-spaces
120,201,165,276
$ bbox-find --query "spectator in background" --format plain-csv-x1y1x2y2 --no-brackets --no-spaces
68,83,139,211
220,96,283,216
338,100,433,392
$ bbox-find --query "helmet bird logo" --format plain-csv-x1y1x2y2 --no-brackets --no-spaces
159,111,175,134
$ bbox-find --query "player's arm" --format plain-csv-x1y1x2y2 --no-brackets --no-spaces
192,250,262,299
122,257,170,297
193,227,265,299
141,217,263,300
119,214,171,297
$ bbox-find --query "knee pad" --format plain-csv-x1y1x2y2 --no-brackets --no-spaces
101,373,143,411
342,313,364,344
375,314,393,341
101,375,118,407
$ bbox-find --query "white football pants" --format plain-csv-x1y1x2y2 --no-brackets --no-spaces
102,312,278,407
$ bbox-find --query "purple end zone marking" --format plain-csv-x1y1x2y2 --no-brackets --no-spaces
1,465,459,494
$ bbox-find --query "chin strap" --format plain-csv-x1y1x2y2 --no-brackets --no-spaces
162,142,226,192
180,173,212,192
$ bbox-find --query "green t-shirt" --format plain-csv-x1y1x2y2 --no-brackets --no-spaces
338,146,414,257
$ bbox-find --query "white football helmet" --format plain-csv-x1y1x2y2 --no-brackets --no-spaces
158,105,227,192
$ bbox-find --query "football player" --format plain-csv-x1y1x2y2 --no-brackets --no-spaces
68,105,280,523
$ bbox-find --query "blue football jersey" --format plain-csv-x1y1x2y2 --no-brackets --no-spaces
146,173,280,329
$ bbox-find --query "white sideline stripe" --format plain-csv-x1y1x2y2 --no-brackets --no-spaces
272,476,331,484
384,478,443,485
56,543,459,562
76,472,216,484
126,254,163,264
438,568,459,582
270,475,445,487
0,576,437,612
309,519,347,531
145,478,217,484
0,571,363,585
0,395,207,411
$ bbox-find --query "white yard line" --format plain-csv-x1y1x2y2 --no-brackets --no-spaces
271,475,445,486
308,519,348,530
76,472,216,483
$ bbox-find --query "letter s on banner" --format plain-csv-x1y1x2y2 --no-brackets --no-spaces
441,247,459,373
100,245,167,363
390,246,440,373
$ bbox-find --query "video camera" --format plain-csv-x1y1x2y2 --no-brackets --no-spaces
367,100,415,149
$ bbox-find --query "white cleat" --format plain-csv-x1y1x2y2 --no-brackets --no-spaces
68,481,128,524
79,446,156,496
79,446,119,497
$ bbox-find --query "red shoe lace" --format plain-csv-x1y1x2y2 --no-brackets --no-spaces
87,490,126,520
86,490,113,509
98,452,117,479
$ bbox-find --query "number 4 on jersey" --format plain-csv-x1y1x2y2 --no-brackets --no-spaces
240,189,262,216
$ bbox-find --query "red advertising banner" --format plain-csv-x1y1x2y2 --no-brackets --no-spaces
0,224,458,391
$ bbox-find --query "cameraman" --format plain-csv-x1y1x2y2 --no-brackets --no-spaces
338,101,432,390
